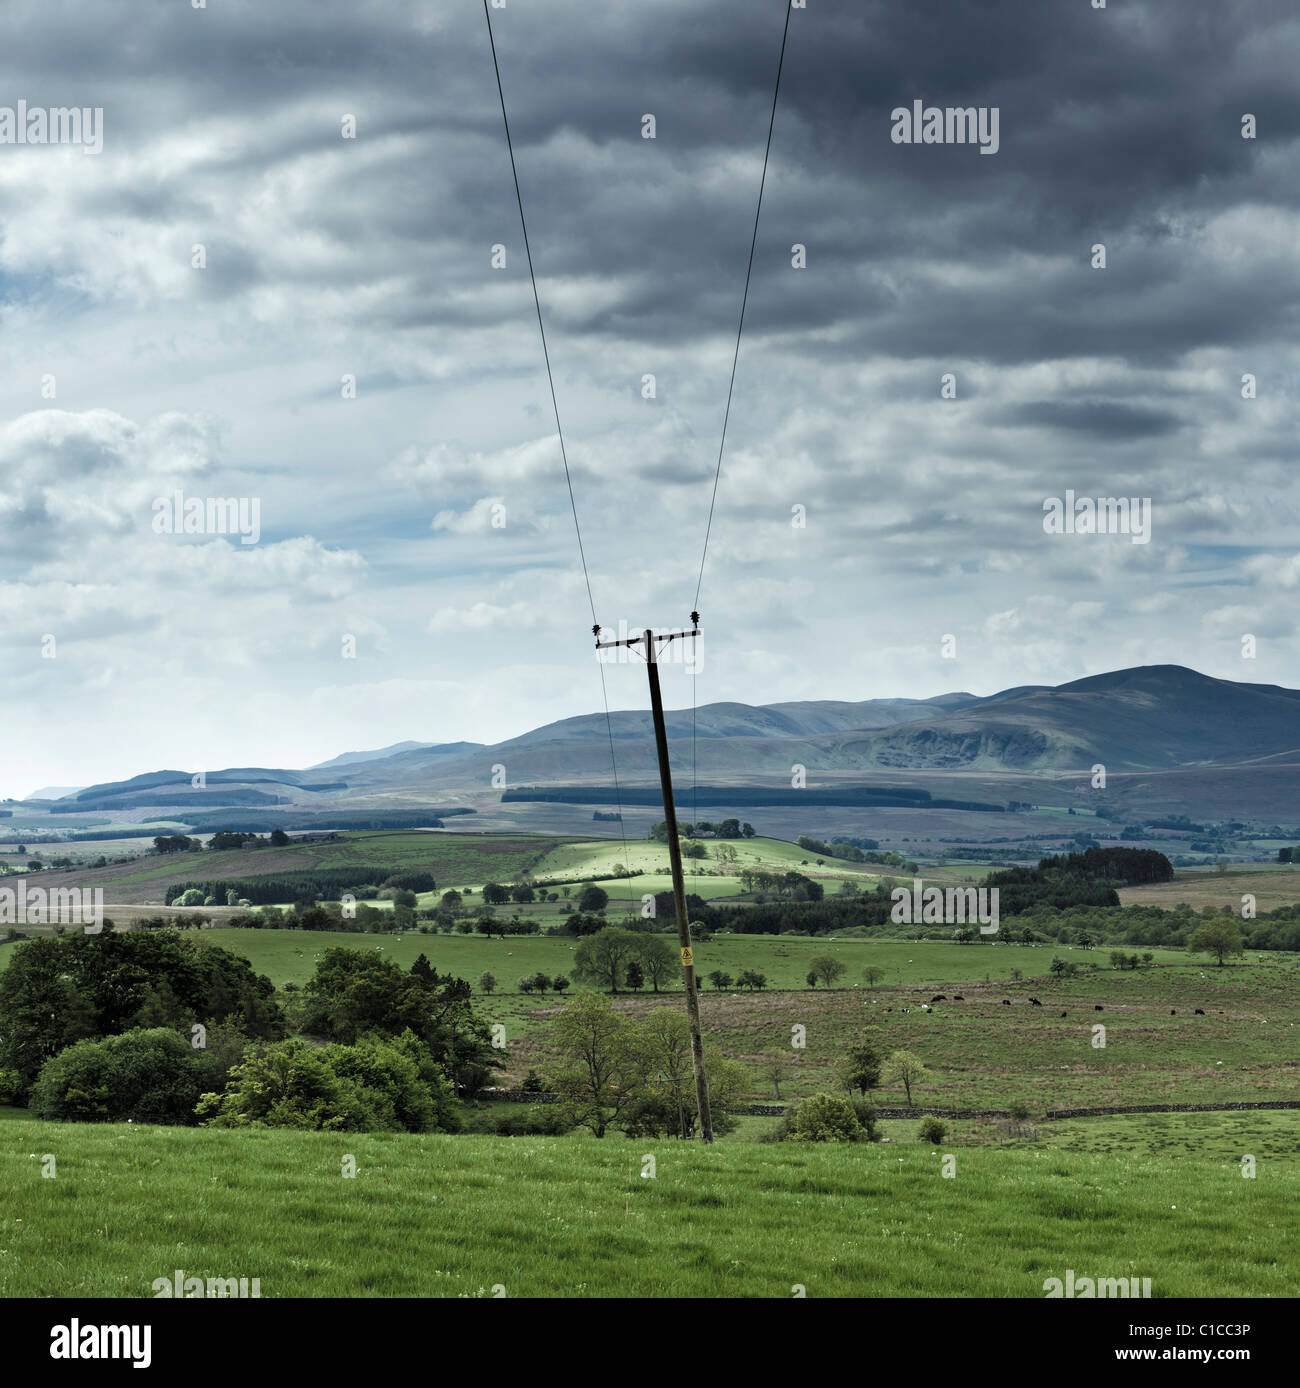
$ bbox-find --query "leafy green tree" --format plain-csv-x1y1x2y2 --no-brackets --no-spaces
478,972,496,995
861,966,885,987
707,970,733,991
548,994,646,1137
572,926,641,994
531,973,552,997
482,883,510,905
633,934,676,993
1187,919,1244,967
577,884,609,913
736,969,767,992
841,1039,883,1096
883,1050,931,1107
624,961,645,992
552,975,571,995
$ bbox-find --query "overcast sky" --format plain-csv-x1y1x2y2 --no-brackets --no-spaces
1,0,1297,798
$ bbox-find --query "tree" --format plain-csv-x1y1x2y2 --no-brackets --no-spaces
572,926,641,994
883,1050,931,1107
269,828,290,847
624,961,645,992
478,972,496,995
511,883,535,904
741,823,755,837
630,1009,749,1139
809,955,846,988
736,969,767,992
1187,919,1244,967
577,884,609,913
633,934,676,993
707,970,732,991
861,966,885,987
482,883,510,905
805,971,818,988
841,1040,882,1096
761,1050,791,1099
548,994,646,1138
552,975,571,995
531,973,552,997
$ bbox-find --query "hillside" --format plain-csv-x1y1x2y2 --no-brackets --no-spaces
11,665,1300,833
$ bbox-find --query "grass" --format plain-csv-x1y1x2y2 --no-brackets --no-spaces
1,1123,1294,1297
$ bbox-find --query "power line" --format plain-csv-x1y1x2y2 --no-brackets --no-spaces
482,0,598,630
483,1,630,869
693,0,793,613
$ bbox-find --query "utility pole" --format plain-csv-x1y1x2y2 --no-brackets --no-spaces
595,614,713,1143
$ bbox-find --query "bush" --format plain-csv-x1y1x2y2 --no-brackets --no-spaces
847,1095,878,1140
30,1029,205,1124
197,1032,461,1133
787,1093,861,1143
918,1116,947,1144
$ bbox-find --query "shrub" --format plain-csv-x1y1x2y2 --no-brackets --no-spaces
918,1116,947,1144
847,1095,878,1140
30,1029,205,1125
787,1093,861,1143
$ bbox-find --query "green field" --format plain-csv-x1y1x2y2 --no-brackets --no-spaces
1,1123,1293,1297
161,930,1300,1110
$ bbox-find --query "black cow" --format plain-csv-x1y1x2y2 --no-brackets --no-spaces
1094,1005,1104,1012
1002,999,1011,1005
1059,1011,1067,1018
1029,998,1042,1006
1195,1008,1205,1015
931,995,947,1002
1171,1009,1176,1015
953,994,964,1001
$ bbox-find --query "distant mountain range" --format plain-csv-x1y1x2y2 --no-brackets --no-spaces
18,666,1300,826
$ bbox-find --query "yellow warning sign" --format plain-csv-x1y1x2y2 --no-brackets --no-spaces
680,946,694,967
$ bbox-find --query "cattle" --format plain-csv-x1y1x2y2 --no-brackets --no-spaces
930,995,947,1002
1195,1008,1205,1015
1171,1009,1176,1015
1059,1011,1067,1018
1002,999,1011,1005
1094,1005,1104,1012
953,994,964,1001
1029,998,1042,1006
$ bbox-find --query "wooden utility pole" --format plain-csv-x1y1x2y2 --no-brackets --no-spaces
595,614,713,1143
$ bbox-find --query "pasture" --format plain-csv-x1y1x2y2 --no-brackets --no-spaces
1,1122,1294,1297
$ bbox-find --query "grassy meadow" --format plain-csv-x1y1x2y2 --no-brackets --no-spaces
1,1121,1294,1298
